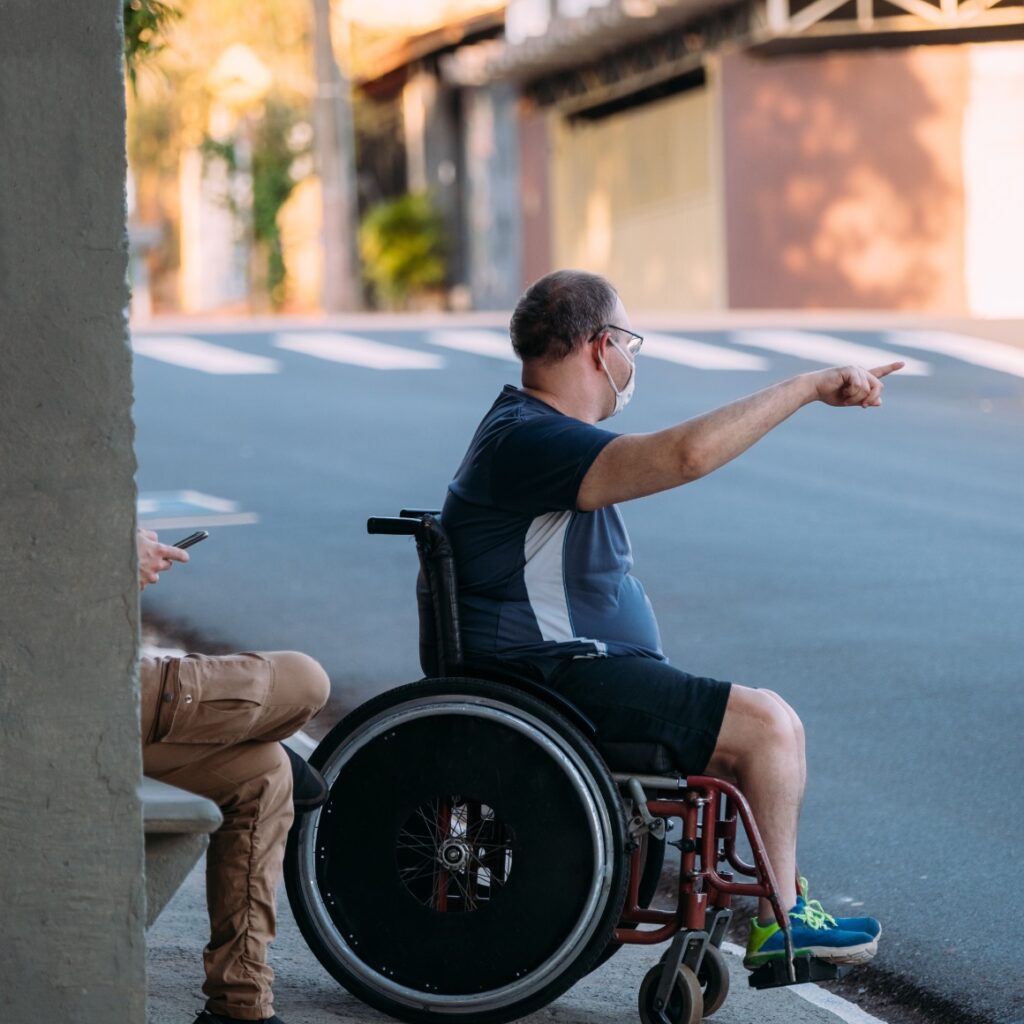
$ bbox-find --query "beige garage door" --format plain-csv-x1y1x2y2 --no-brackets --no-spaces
550,84,721,311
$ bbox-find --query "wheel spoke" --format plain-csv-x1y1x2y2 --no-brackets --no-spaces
397,795,514,913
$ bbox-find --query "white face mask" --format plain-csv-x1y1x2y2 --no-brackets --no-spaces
598,338,636,417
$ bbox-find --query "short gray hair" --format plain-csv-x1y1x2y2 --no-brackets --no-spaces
510,269,617,363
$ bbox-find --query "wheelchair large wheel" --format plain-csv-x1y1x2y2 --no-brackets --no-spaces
285,677,630,1024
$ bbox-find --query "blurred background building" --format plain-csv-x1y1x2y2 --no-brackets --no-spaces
126,0,1024,316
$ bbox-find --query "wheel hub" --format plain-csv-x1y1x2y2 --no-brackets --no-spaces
439,838,469,871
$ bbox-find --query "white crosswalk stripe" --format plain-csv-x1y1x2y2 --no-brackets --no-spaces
274,333,444,370
428,329,518,361
132,336,280,375
887,330,1024,379
731,330,932,376
128,327,1024,381
641,332,770,371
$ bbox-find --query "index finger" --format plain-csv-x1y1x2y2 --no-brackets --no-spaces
159,544,190,564
870,361,904,379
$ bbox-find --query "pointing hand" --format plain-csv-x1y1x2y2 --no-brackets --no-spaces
813,362,904,409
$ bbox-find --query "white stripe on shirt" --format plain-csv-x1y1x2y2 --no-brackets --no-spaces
523,512,607,653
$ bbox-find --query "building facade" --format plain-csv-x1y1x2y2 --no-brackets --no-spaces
486,0,1024,313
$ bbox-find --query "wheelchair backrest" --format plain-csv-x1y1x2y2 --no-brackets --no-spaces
413,515,463,677
366,511,462,677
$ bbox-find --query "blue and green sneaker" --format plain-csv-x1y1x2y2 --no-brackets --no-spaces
798,877,882,940
744,899,878,968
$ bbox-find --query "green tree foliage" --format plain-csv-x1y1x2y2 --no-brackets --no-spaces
251,102,308,307
123,0,181,91
126,1,314,309
200,102,311,309
359,193,447,309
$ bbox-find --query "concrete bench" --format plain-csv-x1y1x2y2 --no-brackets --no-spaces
141,776,223,926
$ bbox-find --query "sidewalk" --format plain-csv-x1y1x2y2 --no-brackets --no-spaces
146,858,883,1024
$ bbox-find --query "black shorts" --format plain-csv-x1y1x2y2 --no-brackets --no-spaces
542,656,732,776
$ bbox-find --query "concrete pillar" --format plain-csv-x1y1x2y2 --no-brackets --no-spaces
403,67,466,286
463,82,522,309
518,102,553,290
0,2,146,1021
178,147,250,312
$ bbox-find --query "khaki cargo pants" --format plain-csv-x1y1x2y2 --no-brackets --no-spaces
141,651,331,1021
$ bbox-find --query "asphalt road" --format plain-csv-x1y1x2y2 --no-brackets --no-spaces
134,316,1024,1024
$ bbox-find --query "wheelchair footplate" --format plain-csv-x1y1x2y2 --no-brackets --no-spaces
748,955,839,989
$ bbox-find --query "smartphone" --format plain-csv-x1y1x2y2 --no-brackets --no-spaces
171,530,209,550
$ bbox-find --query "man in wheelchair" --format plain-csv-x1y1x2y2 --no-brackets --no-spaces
441,269,890,970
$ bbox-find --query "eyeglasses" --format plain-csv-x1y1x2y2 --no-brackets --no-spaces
589,323,644,356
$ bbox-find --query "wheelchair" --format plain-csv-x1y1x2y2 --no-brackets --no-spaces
284,509,838,1024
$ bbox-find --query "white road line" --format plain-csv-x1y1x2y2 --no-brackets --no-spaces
275,332,444,370
732,331,931,376
133,336,280,375
888,330,1024,379
137,490,259,530
642,332,770,371
137,513,260,529
138,490,244,515
720,942,889,1024
791,983,890,1024
428,329,518,362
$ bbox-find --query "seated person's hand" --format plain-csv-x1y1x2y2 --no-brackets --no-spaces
137,528,189,590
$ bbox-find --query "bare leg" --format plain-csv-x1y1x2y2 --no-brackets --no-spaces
761,688,807,810
705,685,805,920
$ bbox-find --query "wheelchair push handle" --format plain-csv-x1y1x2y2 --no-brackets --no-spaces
367,508,443,536
367,517,420,536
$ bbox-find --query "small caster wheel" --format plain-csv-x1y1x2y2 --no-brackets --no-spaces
697,945,730,1017
638,963,703,1024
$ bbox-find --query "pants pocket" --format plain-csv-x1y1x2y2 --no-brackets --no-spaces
160,654,274,745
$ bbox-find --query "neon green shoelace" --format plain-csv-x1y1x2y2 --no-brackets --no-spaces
790,900,837,931
797,877,837,928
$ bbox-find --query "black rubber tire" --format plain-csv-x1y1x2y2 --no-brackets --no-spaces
590,829,666,972
637,963,703,1024
284,677,630,1024
698,945,730,1017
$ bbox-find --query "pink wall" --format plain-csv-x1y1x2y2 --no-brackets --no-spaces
720,46,969,310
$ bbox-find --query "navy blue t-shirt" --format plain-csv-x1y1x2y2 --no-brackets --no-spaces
442,385,665,669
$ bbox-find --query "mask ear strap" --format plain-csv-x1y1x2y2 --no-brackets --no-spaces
597,348,623,399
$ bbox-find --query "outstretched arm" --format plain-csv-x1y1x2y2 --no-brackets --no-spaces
577,363,903,511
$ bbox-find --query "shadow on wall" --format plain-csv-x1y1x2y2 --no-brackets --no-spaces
722,45,968,310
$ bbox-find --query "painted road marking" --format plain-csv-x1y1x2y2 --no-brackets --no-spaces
133,336,280,375
275,332,444,370
642,333,770,371
732,331,932,376
428,329,518,361
888,330,1024,379
721,942,888,1024
138,490,259,530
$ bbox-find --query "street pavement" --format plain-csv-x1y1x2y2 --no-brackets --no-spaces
134,314,1024,1024
146,858,876,1024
